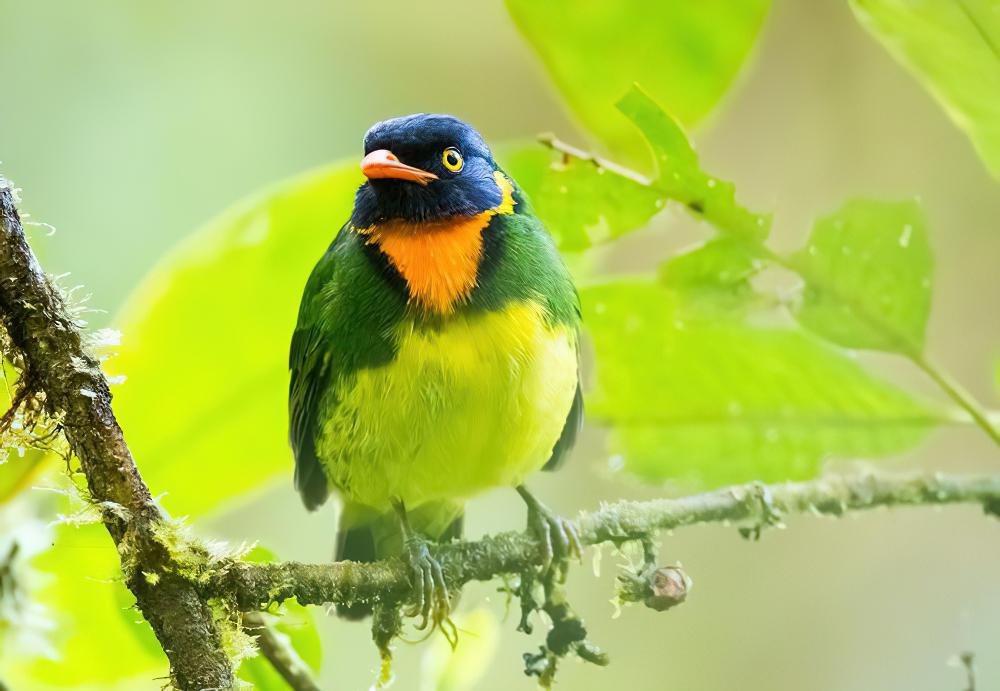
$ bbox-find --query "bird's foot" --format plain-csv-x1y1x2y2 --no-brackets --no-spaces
402,534,454,641
517,486,582,570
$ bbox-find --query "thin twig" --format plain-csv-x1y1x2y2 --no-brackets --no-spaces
242,611,322,691
203,471,1000,610
537,134,1000,449
537,133,652,185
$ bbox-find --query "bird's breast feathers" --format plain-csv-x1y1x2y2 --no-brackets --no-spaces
356,171,515,315
315,300,578,509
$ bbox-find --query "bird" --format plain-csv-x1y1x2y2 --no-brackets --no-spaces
288,113,582,628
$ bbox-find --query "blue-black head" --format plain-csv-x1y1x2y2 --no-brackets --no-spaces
350,114,506,227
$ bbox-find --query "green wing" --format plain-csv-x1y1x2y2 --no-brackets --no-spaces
288,323,332,510
289,228,407,510
289,234,340,510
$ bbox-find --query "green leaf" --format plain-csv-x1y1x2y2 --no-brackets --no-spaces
107,163,359,518
658,236,763,315
791,199,932,355
238,548,321,689
0,451,45,506
28,524,165,687
616,86,771,240
583,279,942,486
502,147,663,251
851,0,1000,181
505,0,770,160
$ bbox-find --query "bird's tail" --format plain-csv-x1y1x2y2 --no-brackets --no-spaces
334,500,463,620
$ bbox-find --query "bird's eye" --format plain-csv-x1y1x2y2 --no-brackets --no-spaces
441,147,464,173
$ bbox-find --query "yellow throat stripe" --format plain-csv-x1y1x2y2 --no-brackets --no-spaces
359,171,516,315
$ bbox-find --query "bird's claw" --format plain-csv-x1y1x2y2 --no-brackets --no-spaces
526,500,582,569
402,536,452,636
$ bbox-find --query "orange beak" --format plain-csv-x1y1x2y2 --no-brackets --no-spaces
360,149,438,186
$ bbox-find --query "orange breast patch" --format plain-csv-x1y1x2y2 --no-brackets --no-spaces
359,172,515,314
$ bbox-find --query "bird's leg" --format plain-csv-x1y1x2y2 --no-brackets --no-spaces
390,498,452,635
516,485,582,569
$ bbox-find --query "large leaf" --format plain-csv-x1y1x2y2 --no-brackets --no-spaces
506,0,770,160
584,279,943,486
851,0,1000,181
790,199,932,355
503,147,663,251
107,164,358,518
613,87,934,356
0,451,45,506
616,86,771,240
658,236,763,316
28,524,165,687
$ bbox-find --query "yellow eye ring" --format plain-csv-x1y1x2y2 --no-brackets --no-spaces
442,147,464,172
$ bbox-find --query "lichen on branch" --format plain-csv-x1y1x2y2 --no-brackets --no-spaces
203,471,1000,612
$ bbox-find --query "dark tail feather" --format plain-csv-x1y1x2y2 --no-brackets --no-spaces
333,513,464,620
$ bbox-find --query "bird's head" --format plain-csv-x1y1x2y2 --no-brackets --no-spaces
350,114,508,227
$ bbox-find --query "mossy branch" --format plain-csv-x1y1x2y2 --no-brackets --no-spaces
203,470,1000,611
0,180,234,690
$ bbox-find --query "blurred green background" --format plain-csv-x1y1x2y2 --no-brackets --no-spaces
2,0,1000,689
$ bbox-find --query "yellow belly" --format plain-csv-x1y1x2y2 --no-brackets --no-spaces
316,301,578,511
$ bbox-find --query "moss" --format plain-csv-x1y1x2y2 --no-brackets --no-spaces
208,597,256,678
371,603,402,689
149,516,247,585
